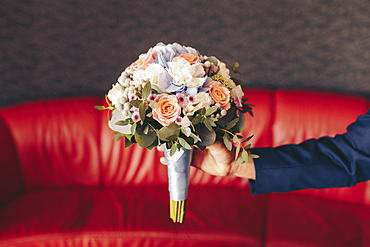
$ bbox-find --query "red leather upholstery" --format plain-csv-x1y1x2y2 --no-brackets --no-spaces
0,89,369,246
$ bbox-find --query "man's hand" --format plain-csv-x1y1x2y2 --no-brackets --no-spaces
158,141,256,180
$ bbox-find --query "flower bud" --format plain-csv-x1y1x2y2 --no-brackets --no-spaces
124,102,131,111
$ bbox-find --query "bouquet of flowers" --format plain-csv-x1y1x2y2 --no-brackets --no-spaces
96,42,256,223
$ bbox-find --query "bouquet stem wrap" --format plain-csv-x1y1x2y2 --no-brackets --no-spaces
162,143,194,223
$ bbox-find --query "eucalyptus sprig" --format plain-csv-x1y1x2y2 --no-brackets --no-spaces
220,125,259,166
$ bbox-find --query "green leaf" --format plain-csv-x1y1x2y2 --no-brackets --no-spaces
125,136,134,147
170,142,178,156
134,124,157,148
95,105,106,110
205,106,218,116
231,62,239,70
105,94,110,105
235,143,241,160
146,138,159,150
233,135,238,144
115,119,130,126
223,132,232,151
189,132,202,143
242,134,254,143
158,123,181,141
130,100,142,108
244,143,251,150
192,115,202,125
198,124,216,146
124,133,133,141
143,124,149,135
217,109,235,126
151,84,170,94
146,112,153,118
235,157,244,166
139,102,146,123
204,118,215,132
149,100,157,109
142,81,151,100
233,113,245,133
206,56,218,66
113,132,123,141
249,154,260,159
196,145,206,151
241,149,249,163
207,117,218,122
178,137,192,150
200,108,206,116
226,118,239,130
131,122,137,135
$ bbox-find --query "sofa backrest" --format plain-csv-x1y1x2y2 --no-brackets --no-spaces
0,89,369,205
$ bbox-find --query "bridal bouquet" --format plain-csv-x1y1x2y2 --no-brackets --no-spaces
96,42,256,223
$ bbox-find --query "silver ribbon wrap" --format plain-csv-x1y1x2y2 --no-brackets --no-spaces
162,143,194,202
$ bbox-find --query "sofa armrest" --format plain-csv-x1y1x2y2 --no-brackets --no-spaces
0,116,24,206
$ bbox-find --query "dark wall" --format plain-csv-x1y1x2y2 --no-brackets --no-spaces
1,0,370,108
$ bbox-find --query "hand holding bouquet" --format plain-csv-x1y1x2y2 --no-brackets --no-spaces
96,42,257,223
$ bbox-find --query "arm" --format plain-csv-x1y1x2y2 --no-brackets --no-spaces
249,108,370,195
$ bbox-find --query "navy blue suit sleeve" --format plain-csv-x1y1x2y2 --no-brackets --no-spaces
249,108,370,195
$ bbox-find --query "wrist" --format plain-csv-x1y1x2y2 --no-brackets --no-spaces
230,151,256,180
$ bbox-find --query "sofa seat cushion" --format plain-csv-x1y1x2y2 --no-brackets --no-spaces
0,187,267,247
265,193,370,247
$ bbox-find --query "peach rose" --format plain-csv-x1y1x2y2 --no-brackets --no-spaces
205,81,231,110
153,94,181,126
130,50,157,72
175,53,199,65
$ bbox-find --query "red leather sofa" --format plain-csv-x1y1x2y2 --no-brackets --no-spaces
0,89,369,247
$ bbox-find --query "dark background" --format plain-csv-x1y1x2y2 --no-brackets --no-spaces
1,0,370,108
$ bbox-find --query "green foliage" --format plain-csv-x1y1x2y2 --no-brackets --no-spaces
135,124,156,148
95,106,106,110
139,102,146,123
142,81,151,100
178,137,192,150
223,132,232,151
130,100,142,108
158,123,181,142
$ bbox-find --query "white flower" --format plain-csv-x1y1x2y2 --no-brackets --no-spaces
107,83,125,105
108,109,132,135
132,63,165,85
180,116,191,127
218,61,231,80
167,57,206,88
182,127,191,137
183,92,213,116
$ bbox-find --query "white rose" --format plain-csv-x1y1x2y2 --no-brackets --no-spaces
183,92,213,116
167,57,206,88
108,109,132,135
107,83,125,105
218,61,231,80
132,63,165,85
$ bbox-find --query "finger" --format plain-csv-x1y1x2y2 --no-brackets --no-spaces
160,157,167,165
